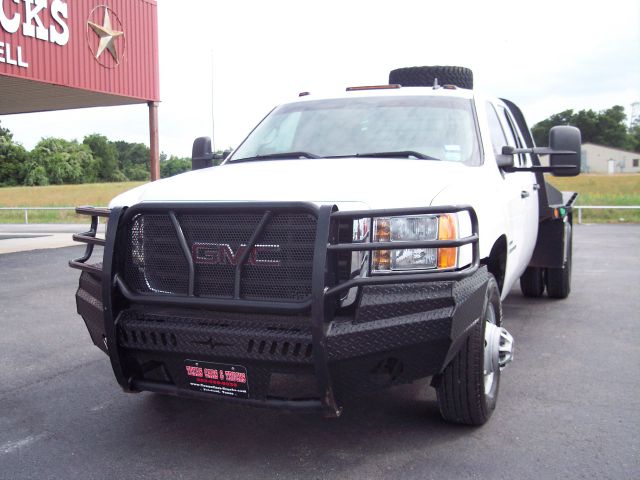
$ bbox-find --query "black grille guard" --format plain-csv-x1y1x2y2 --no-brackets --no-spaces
69,206,110,275
70,202,479,417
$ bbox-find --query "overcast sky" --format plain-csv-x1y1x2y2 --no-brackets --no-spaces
2,0,640,158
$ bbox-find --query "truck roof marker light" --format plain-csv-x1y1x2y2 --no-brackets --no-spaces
437,214,458,269
443,85,457,90
346,84,401,92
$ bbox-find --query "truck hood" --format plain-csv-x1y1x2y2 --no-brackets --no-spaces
110,158,469,210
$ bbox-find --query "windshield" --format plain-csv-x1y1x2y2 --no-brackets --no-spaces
229,95,480,164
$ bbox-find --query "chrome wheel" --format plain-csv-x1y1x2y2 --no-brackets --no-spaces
484,307,514,396
483,305,499,396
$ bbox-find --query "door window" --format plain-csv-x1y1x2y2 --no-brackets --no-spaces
486,102,508,157
499,107,532,167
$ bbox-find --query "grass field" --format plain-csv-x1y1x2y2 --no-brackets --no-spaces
0,182,144,223
0,175,638,223
546,174,640,223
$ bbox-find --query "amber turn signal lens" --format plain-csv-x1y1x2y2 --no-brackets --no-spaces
373,250,391,270
374,218,390,241
372,218,391,271
437,214,457,269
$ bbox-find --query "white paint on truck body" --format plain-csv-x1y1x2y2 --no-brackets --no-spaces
110,87,540,299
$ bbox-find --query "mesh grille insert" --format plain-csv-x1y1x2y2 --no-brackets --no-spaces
125,214,190,295
122,210,317,302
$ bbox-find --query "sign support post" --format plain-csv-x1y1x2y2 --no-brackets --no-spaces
149,101,160,181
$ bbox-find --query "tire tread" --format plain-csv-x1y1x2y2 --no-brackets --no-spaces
436,276,501,425
520,266,545,298
389,66,474,89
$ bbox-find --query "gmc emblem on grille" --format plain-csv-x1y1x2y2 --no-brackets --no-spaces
191,243,281,267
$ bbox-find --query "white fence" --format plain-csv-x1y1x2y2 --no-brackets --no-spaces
574,206,640,224
1,206,639,225
0,207,84,224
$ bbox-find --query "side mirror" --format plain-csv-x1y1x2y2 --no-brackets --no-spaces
192,137,214,170
549,126,581,177
497,149,515,169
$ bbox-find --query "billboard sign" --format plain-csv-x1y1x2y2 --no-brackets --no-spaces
0,0,159,113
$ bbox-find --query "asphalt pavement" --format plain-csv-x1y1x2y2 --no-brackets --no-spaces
0,225,638,480
0,224,105,254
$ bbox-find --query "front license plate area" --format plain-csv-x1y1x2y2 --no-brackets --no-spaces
184,360,249,399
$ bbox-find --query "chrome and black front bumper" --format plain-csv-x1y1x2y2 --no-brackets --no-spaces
71,202,486,417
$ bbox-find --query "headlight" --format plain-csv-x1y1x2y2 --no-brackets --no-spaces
372,214,458,272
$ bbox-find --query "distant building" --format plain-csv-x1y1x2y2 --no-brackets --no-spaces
580,143,640,174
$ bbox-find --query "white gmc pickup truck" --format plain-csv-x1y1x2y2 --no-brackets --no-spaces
71,66,580,425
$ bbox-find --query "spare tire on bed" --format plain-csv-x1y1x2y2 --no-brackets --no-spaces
389,66,474,89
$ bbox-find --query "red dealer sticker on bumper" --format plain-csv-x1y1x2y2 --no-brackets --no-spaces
184,360,249,399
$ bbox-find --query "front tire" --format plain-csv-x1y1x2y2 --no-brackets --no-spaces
435,275,503,425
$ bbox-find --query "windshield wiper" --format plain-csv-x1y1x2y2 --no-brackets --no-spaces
326,151,440,160
230,152,320,163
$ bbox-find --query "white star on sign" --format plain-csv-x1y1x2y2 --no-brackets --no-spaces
88,9,124,64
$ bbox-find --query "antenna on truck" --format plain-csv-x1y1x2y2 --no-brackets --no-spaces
210,49,216,154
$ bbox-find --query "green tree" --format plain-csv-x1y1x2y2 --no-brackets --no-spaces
532,105,634,150
0,121,28,186
114,140,150,180
0,120,12,140
593,106,628,149
28,137,95,185
531,110,574,147
0,131,29,186
628,124,640,152
160,155,191,178
570,109,599,145
83,134,124,181
23,165,49,186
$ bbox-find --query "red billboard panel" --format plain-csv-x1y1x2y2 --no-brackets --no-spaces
0,0,159,114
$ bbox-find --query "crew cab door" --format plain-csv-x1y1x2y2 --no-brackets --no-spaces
498,106,539,263
485,102,539,279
